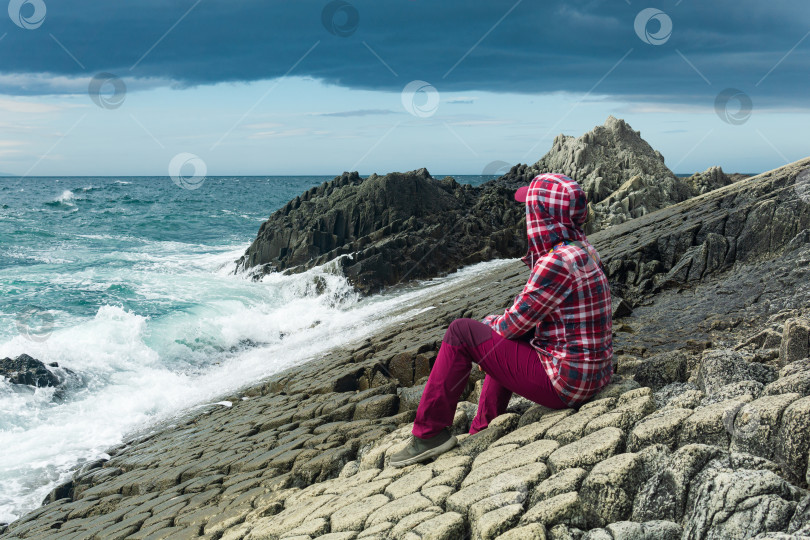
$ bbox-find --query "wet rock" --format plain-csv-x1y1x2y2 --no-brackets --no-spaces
236,168,526,295
580,453,643,527
0,353,62,388
293,446,354,486
397,384,425,412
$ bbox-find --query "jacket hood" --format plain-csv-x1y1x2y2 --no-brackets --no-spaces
520,173,589,268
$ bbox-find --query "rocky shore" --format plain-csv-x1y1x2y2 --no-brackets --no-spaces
3,123,810,539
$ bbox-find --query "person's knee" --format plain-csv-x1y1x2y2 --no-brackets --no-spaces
444,318,491,348
444,318,469,346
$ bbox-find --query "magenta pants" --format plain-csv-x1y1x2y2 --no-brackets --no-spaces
413,318,569,439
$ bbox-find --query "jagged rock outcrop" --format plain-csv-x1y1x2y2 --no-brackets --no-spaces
234,168,526,295
494,116,695,232
593,157,810,301
685,165,739,195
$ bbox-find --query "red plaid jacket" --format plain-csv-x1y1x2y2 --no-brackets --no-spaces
483,173,613,406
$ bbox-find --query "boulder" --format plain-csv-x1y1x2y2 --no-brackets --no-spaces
775,396,810,486
633,351,689,389
653,382,702,409
469,494,524,540
520,492,587,529
627,408,693,451
779,318,810,366
696,350,777,397
632,444,726,523
682,468,802,540
547,428,624,473
530,468,587,507
353,394,399,420
580,453,643,527
446,462,548,518
0,354,62,387
678,398,752,448
729,393,802,461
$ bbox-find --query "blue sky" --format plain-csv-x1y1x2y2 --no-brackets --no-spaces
0,0,808,176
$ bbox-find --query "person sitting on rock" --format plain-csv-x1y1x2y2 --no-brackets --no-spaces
390,173,614,467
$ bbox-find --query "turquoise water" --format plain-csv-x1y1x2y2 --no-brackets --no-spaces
0,174,494,523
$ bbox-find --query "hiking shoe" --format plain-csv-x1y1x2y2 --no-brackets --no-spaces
389,428,457,468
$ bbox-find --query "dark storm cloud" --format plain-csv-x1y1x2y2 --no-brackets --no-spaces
0,0,807,107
